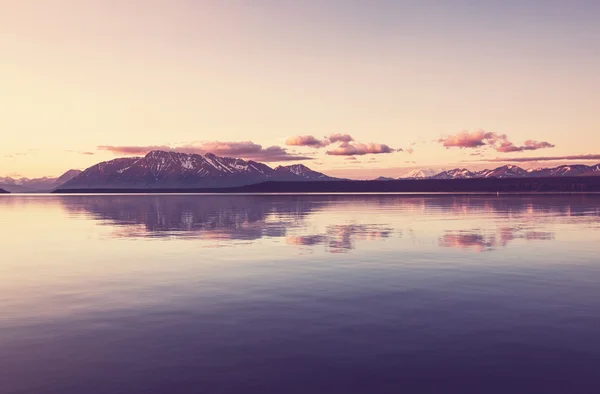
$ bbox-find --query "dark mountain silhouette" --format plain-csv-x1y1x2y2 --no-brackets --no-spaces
58,150,336,190
0,188,9,194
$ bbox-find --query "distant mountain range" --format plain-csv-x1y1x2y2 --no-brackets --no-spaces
58,150,336,190
431,164,600,179
4,151,600,193
0,169,82,192
375,164,600,181
0,188,9,194
400,168,440,179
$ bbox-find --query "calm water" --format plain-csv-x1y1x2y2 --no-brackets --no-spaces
1,194,600,394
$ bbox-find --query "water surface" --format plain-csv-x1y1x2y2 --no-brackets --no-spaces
1,194,600,393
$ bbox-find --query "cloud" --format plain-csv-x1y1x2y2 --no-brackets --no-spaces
496,139,555,153
286,135,329,148
439,130,554,153
66,150,95,155
98,141,312,162
344,157,358,161
4,152,27,158
98,145,170,155
482,154,600,163
284,133,398,158
328,133,354,143
326,142,397,156
439,130,500,149
286,133,354,148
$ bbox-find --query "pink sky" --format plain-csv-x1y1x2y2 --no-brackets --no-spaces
1,1,599,178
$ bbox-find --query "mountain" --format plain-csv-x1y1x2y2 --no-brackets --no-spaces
477,165,529,178
400,168,439,179
58,150,335,190
0,188,9,194
274,164,333,180
0,169,82,192
431,168,476,179
55,169,84,185
416,163,600,180
374,176,395,181
527,164,600,177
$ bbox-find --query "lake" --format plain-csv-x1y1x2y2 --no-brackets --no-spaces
1,194,600,393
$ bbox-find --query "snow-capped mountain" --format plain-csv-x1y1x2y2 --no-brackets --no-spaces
477,165,529,178
527,164,598,177
406,163,600,180
400,168,439,179
0,170,82,192
431,168,476,179
58,150,335,190
274,164,332,180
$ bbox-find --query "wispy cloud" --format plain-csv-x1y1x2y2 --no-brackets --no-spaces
66,150,95,155
4,152,27,158
439,130,554,153
482,154,600,162
496,139,555,153
97,145,170,155
98,141,312,162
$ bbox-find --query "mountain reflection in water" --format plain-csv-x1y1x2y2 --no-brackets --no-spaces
2,194,600,394
54,194,600,253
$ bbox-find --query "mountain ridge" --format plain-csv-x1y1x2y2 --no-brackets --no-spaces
59,150,336,190
0,169,82,192
430,163,600,179
370,164,600,181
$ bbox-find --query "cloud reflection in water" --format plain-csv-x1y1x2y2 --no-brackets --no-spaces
55,195,600,253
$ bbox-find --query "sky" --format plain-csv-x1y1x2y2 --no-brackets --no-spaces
1,0,599,179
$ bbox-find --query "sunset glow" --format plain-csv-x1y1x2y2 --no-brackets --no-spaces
2,1,599,178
